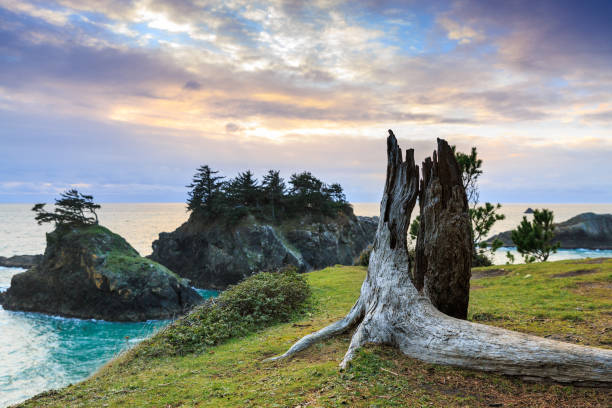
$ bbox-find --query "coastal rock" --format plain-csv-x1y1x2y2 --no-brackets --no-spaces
150,213,378,289
0,225,202,321
524,207,535,214
488,212,612,249
0,254,42,269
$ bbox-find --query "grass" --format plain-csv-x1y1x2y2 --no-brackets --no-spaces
55,225,180,279
103,251,180,278
19,260,612,407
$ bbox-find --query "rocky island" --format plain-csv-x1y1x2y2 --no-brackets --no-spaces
0,190,202,321
150,213,377,289
150,166,378,289
488,212,612,249
0,223,203,321
0,224,202,321
0,254,42,269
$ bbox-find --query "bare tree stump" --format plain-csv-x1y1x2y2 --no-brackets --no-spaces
414,139,472,319
266,130,612,387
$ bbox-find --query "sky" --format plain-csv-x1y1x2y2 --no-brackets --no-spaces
1,0,612,204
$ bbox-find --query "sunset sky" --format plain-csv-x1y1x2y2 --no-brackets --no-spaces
1,0,611,203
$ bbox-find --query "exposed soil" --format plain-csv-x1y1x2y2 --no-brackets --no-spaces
572,281,612,290
570,281,612,301
568,258,610,265
471,268,509,279
552,269,600,278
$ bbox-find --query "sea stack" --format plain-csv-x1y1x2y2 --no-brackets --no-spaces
150,213,378,290
0,224,203,321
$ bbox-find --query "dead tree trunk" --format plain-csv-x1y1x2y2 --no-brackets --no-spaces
266,130,612,386
414,140,472,319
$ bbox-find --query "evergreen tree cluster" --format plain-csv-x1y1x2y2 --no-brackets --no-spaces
186,166,352,223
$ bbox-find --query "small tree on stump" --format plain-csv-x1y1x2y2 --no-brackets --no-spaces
32,189,100,226
266,131,612,386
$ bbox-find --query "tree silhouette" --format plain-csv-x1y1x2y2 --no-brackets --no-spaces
186,166,352,222
261,170,286,220
32,189,100,226
227,170,260,207
186,165,225,217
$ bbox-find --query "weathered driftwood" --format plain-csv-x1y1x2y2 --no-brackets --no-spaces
266,131,612,387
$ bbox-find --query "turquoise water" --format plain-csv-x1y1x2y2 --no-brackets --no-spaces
0,266,217,407
493,247,612,265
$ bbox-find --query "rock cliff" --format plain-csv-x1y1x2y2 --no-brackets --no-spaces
150,213,378,289
488,212,612,249
0,225,202,321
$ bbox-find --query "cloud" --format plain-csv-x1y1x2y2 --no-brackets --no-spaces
225,122,242,133
444,0,612,76
3,0,607,129
183,80,202,90
582,110,612,124
437,16,484,44
1,0,611,203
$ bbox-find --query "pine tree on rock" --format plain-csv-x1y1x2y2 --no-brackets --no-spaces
266,130,612,386
32,189,100,226
186,165,225,218
288,172,325,214
227,170,260,208
261,170,286,220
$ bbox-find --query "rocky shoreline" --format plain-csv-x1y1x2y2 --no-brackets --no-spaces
0,254,42,269
488,212,612,249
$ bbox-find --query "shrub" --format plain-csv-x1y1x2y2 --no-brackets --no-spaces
472,252,493,267
511,208,560,263
139,266,311,356
354,245,372,266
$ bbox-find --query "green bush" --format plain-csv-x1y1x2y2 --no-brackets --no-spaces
472,252,493,267
139,266,311,356
354,245,373,266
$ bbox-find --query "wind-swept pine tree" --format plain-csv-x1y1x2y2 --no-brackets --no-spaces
32,189,100,226
187,165,225,218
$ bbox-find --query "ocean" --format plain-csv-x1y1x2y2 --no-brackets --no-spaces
1,202,611,406
353,202,612,264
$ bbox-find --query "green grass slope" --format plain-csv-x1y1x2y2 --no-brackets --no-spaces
20,260,612,407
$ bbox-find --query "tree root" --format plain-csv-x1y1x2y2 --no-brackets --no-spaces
268,293,612,386
263,299,364,362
